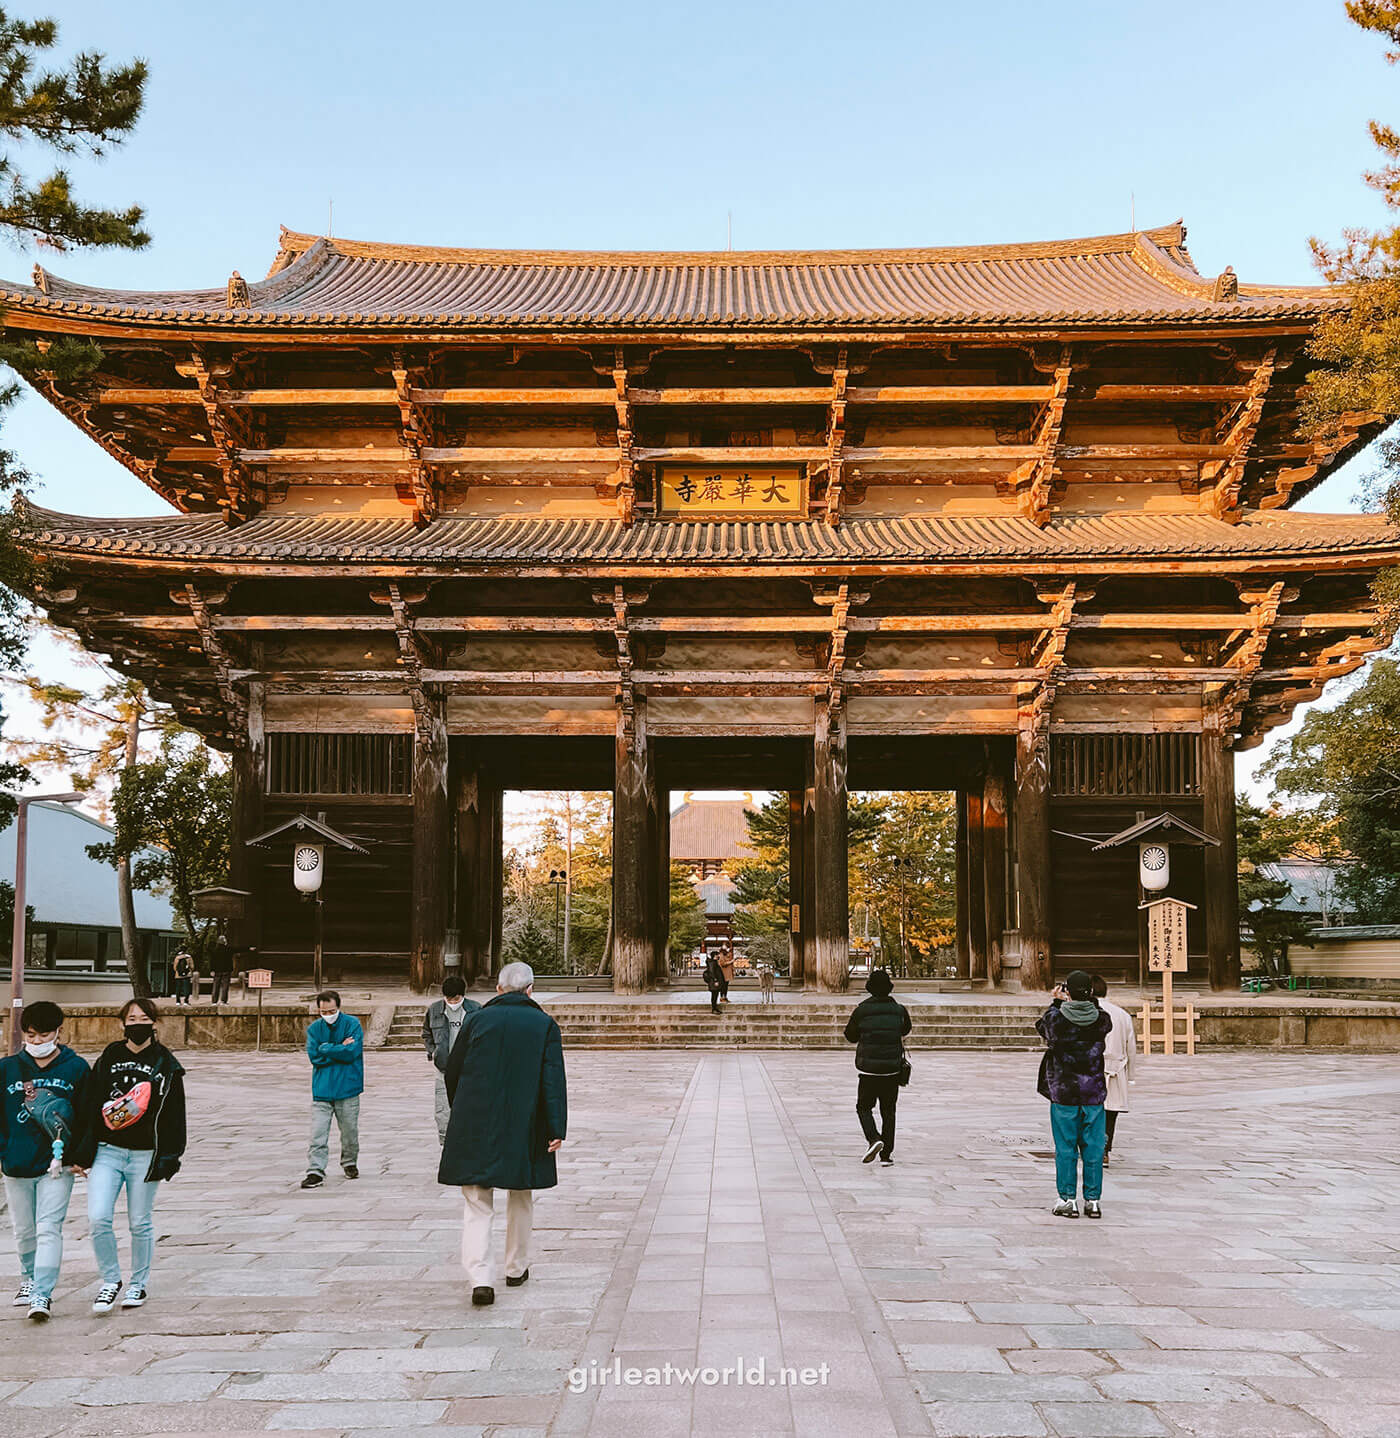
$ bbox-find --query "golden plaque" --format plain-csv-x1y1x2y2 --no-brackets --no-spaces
657,465,806,518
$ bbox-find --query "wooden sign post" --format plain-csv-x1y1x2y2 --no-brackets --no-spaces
247,968,273,1051
1139,897,1196,1055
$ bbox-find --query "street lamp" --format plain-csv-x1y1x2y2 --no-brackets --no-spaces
9,792,85,1054
890,856,912,979
246,814,368,994
548,869,566,971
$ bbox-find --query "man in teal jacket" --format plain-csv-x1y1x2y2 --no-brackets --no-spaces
301,991,364,1189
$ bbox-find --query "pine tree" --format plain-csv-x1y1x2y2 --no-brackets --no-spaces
0,10,149,818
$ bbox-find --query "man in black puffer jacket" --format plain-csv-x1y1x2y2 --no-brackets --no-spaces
843,970,911,1166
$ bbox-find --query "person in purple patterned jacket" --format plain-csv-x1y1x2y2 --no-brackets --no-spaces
1035,970,1113,1220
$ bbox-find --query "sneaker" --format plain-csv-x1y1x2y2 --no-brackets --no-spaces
300,1173,324,1189
506,1269,529,1287
862,1140,884,1164
1052,1199,1079,1219
343,1165,359,1180
12,1278,32,1307
472,1286,495,1306
91,1281,123,1314
880,1156,895,1166
26,1294,51,1322
1083,1201,1102,1220
121,1286,147,1308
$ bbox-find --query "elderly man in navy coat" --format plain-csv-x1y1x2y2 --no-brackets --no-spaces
438,962,567,1307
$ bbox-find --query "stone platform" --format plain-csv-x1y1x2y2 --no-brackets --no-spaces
1,1050,1398,1437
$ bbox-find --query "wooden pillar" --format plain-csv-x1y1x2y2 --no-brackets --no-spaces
410,702,450,992
1202,722,1240,992
983,771,1009,990
787,790,805,983
966,785,988,986
612,699,657,994
802,769,818,987
954,789,971,980
809,701,849,993
229,680,266,954
487,784,504,980
1015,711,1053,991
454,743,492,986
653,781,671,985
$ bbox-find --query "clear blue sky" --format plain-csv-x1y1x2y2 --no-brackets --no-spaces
5,0,1396,794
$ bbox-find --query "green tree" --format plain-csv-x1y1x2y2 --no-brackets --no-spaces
729,794,791,949
1306,2,1400,621
5,627,180,990
1257,657,1400,921
86,736,231,991
1236,800,1318,975
0,11,149,819
668,862,706,963
503,912,553,970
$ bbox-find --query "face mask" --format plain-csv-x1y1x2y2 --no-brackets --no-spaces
320,1009,339,1022
124,1023,155,1046
446,999,463,1011
24,1039,57,1060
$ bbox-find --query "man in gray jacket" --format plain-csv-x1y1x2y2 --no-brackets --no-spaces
423,976,479,1142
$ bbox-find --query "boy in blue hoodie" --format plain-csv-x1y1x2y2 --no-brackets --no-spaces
0,1001,90,1320
301,990,364,1188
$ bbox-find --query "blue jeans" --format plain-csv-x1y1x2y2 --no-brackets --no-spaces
1050,1103,1105,1202
87,1144,159,1288
4,1171,75,1301
307,1096,360,1175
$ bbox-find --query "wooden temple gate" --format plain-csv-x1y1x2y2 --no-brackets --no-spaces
5,222,1397,992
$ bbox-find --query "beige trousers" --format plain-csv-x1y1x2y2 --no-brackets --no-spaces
460,1185,533,1288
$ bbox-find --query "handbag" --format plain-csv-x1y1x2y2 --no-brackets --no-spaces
897,1046,912,1088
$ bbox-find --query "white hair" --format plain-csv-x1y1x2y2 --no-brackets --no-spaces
497,962,534,992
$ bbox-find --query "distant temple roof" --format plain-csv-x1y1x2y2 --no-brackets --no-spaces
3,223,1342,332
25,507,1399,569
670,797,754,863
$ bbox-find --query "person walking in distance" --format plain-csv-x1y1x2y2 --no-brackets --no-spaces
1036,970,1112,1219
170,947,194,1006
843,968,911,1167
717,948,735,1002
703,952,724,1014
0,1001,90,1321
1090,973,1136,1164
71,998,187,1313
301,991,364,1188
438,962,566,1308
423,976,480,1143
208,931,235,1006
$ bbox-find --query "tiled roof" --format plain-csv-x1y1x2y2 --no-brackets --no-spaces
671,800,753,862
23,506,1400,568
2,223,1341,332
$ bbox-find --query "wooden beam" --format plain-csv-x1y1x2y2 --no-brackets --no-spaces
177,583,245,732
1016,349,1073,526
391,352,438,524
613,350,636,524
187,350,257,523
823,347,849,524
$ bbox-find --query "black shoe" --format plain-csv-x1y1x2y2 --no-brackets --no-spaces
880,1156,895,1166
343,1165,359,1180
862,1140,883,1164
472,1286,495,1306
506,1269,529,1287
300,1173,324,1189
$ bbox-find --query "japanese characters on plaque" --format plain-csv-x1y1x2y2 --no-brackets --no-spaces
1146,898,1190,973
657,465,806,519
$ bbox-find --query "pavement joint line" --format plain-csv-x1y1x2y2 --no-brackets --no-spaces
754,1054,936,1436
547,1055,703,1436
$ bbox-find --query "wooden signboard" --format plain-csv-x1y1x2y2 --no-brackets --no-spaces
192,887,249,921
658,465,806,518
246,969,273,989
1146,897,1191,972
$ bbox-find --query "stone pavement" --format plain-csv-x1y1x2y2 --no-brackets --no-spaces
1,1048,1398,1437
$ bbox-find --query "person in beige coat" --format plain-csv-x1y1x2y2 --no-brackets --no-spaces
1091,974,1135,1162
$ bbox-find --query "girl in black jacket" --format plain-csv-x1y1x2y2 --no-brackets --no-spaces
843,970,911,1166
71,998,187,1314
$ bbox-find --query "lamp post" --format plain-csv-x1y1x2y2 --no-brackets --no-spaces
9,793,84,1054
891,855,911,978
548,868,566,971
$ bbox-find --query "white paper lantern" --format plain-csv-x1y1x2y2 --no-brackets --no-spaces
293,842,325,894
1139,842,1170,892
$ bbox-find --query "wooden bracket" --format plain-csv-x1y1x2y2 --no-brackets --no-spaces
187,349,257,525
375,582,435,739
824,346,849,527
1205,347,1275,521
1014,346,1072,526
177,584,247,743
391,349,439,526
612,348,637,525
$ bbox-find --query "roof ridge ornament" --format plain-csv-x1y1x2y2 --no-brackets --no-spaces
226,271,249,308
1213,267,1239,303
31,263,46,295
